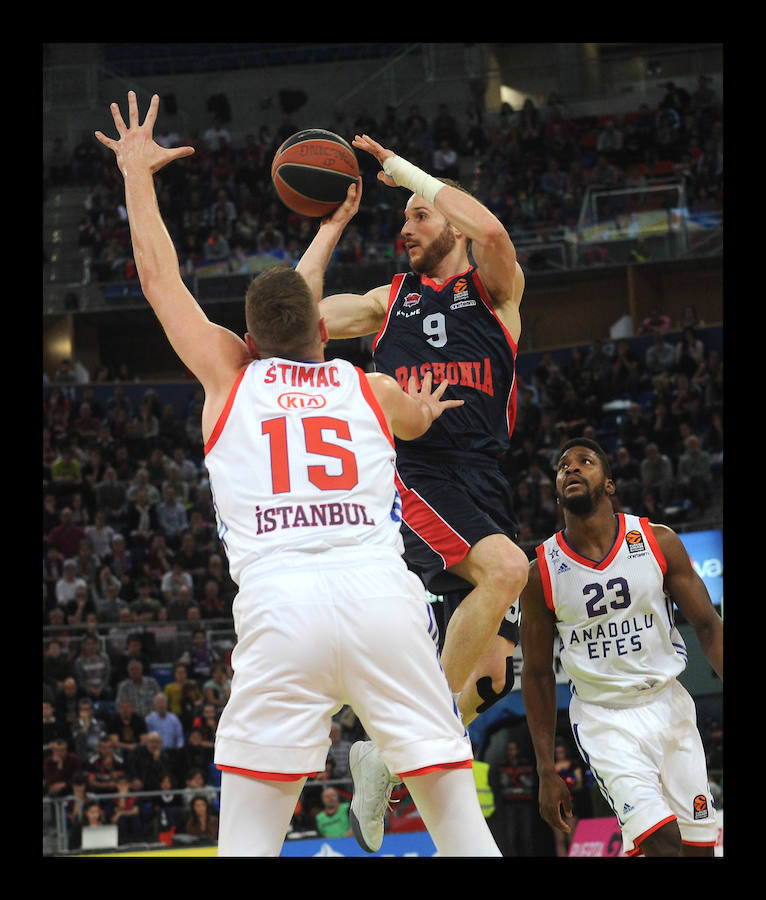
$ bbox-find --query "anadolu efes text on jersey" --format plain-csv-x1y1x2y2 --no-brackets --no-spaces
203,357,404,587
372,268,517,457
535,513,688,708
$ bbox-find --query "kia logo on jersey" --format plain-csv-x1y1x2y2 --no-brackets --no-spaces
403,292,421,307
277,392,327,410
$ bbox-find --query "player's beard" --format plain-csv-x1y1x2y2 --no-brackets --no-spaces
409,221,456,274
559,480,606,516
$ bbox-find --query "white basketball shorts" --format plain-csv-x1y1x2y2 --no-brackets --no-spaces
214,549,471,779
569,678,717,856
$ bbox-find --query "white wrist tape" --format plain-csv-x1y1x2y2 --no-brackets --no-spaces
383,155,445,204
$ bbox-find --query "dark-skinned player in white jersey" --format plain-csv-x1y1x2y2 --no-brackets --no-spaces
520,437,723,857
297,134,528,852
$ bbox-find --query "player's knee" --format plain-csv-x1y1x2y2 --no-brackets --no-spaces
485,545,528,610
509,542,530,590
474,655,515,714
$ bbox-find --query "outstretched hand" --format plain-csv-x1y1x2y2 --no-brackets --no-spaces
95,91,195,177
352,133,398,187
407,372,464,422
320,178,362,228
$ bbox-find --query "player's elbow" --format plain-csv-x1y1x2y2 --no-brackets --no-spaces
480,217,515,256
133,260,164,300
392,410,432,442
139,266,184,306
132,243,162,282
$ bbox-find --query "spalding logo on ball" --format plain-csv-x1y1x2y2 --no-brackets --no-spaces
271,129,359,218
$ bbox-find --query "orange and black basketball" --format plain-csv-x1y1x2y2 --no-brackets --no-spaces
271,129,359,218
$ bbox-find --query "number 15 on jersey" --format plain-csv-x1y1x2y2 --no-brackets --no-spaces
262,415,359,494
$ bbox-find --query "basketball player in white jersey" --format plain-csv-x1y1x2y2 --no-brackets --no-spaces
96,91,502,857
519,438,723,857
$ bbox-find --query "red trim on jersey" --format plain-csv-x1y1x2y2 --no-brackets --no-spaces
555,513,627,570
418,267,473,293
395,469,470,569
216,764,318,781
536,543,556,612
371,273,406,353
472,269,518,355
640,516,668,575
627,814,678,856
355,367,395,448
505,379,518,442
472,269,518,439
397,758,473,778
204,366,248,456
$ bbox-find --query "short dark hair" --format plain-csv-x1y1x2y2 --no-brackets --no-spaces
557,437,612,478
245,265,318,356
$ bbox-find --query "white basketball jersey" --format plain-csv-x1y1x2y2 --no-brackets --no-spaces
204,358,404,587
535,513,687,707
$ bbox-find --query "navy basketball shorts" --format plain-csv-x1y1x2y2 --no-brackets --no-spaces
394,454,520,644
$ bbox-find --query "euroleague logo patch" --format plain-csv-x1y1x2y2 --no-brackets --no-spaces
450,277,475,310
693,794,709,820
625,530,646,555
453,278,469,296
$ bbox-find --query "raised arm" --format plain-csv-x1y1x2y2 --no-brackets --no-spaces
353,134,524,340
519,560,574,833
95,92,252,397
294,178,389,340
431,179,520,314
651,523,723,681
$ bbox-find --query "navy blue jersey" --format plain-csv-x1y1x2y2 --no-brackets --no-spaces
372,267,518,458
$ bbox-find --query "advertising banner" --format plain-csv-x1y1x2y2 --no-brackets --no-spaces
280,830,437,857
679,529,723,611
568,815,723,857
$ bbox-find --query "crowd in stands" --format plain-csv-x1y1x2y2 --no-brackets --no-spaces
42,306,723,850
45,74,722,282
43,71,723,853
504,313,723,543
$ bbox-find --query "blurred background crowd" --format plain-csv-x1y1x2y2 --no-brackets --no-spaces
43,43,723,855
45,73,722,281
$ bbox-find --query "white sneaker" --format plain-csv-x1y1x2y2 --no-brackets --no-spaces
349,741,400,853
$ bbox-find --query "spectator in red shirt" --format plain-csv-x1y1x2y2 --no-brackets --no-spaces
44,737,82,797
47,507,87,557
85,737,127,799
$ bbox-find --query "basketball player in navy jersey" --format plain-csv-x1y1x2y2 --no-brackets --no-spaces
95,92,503,857
297,134,529,851
520,438,722,857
